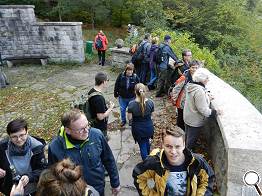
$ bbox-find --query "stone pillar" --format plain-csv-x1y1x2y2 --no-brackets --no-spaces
110,47,132,68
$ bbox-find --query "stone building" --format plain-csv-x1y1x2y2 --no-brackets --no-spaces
0,5,85,63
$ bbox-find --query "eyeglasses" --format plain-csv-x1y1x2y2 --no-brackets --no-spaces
71,122,91,134
10,133,27,141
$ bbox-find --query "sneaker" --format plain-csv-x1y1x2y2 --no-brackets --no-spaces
99,62,101,65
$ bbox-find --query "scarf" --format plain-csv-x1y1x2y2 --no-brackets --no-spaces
8,136,31,156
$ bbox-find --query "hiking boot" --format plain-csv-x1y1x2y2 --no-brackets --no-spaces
120,122,126,127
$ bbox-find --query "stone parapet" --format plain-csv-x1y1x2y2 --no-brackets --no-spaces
110,47,131,68
203,70,262,195
0,5,84,63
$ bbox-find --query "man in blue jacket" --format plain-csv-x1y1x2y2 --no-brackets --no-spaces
48,109,120,196
156,35,179,97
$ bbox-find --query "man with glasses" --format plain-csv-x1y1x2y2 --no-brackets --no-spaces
48,109,120,196
0,119,47,196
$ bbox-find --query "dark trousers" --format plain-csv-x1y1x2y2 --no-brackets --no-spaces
136,62,149,84
98,50,106,66
177,108,185,131
138,138,150,160
185,124,202,150
156,68,168,95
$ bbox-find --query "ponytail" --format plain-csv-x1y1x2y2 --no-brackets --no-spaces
135,83,146,116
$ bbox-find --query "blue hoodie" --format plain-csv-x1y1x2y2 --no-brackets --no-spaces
158,43,178,70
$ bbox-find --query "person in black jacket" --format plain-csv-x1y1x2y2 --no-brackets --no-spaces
114,62,140,127
0,119,47,196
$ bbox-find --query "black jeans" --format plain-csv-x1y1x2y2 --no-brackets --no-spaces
98,50,106,66
177,108,185,131
185,124,202,150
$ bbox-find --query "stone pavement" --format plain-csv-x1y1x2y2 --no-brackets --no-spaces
0,63,167,195
105,127,140,196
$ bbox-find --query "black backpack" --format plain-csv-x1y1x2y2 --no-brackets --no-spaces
155,44,167,64
95,36,103,49
131,42,147,64
71,91,102,124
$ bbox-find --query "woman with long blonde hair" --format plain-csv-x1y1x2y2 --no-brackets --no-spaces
128,83,154,160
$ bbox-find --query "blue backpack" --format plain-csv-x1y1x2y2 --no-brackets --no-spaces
95,36,103,49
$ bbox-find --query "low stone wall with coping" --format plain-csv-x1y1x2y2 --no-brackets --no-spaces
110,47,131,68
203,70,262,195
0,5,84,63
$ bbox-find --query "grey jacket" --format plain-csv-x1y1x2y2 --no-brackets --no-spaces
183,82,212,127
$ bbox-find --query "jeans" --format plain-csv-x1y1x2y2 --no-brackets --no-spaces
147,67,157,87
119,96,134,123
98,50,105,66
138,138,150,160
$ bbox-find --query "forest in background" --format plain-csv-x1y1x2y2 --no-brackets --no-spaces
1,0,262,112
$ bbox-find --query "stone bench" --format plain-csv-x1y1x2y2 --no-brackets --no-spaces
3,55,49,67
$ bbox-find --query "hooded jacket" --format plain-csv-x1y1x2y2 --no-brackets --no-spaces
183,82,214,127
132,148,214,196
158,43,178,70
94,33,108,51
114,72,140,98
48,127,120,195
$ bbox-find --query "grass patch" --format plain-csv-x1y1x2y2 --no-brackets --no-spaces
0,87,69,141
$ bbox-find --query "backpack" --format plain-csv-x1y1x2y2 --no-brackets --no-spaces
170,75,187,109
95,36,103,49
129,44,138,55
155,44,167,65
131,42,147,64
71,91,102,124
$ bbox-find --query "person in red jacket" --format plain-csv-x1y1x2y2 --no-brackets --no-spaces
94,30,108,66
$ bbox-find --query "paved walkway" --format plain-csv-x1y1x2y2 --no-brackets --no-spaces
0,63,168,195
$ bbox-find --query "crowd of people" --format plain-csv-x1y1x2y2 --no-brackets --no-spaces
0,31,222,196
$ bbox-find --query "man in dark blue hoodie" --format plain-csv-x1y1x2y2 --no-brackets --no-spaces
156,35,179,97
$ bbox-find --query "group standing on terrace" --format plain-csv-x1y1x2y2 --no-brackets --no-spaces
0,31,222,196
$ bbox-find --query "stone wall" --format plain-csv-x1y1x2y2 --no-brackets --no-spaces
203,71,262,195
110,47,131,68
0,5,84,63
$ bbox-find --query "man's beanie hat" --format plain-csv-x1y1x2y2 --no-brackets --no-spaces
164,35,171,41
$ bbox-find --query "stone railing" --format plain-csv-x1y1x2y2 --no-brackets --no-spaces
0,5,84,63
203,71,262,195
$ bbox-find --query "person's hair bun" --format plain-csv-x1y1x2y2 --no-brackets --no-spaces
54,158,82,182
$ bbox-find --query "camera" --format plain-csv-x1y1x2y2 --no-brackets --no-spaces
10,165,21,185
